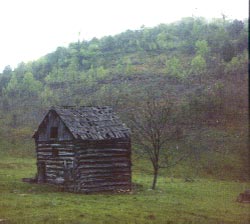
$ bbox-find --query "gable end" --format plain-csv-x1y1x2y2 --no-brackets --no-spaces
33,110,74,141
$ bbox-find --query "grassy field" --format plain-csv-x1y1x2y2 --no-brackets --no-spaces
0,155,249,224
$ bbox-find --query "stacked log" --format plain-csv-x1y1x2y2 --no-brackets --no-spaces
74,139,131,193
36,142,75,184
35,139,131,193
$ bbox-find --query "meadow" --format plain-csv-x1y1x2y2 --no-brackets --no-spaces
0,154,249,224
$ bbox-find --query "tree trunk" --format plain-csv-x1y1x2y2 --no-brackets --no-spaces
151,167,158,190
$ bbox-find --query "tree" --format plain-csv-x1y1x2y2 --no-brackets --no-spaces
100,36,116,52
191,55,206,84
129,94,186,189
5,74,19,96
195,40,210,57
224,51,248,76
2,65,12,76
221,41,235,62
165,57,185,79
226,20,244,39
96,66,108,79
22,72,42,95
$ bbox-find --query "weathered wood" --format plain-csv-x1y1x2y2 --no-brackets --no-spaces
46,177,65,184
45,165,64,170
37,160,64,165
79,181,130,188
38,143,75,147
77,167,130,174
37,156,74,160
75,142,130,149
77,162,130,169
75,148,129,153
76,153,129,159
76,173,130,179
33,106,131,193
37,148,74,152
46,173,58,178
77,157,129,164
77,178,130,185
37,151,73,155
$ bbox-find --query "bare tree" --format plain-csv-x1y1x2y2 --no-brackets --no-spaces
129,94,187,190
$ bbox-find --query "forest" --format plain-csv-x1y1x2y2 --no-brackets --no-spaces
0,17,248,181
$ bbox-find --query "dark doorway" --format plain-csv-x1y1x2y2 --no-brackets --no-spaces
37,161,46,183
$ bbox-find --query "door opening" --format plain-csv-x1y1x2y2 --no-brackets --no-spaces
37,161,46,183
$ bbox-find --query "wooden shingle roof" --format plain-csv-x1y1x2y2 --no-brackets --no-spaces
35,106,130,140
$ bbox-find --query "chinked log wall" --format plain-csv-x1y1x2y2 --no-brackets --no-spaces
36,142,75,184
74,139,131,193
36,139,131,193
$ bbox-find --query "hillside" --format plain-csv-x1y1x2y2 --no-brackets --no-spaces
0,17,248,180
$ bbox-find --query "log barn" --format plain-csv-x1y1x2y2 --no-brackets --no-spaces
32,106,131,193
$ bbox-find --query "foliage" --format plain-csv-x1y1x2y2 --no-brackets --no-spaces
195,40,210,57
165,57,185,79
191,55,206,76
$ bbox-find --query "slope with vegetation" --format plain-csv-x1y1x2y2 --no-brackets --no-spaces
0,17,248,182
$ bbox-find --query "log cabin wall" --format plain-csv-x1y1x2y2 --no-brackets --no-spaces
36,141,76,185
74,138,131,193
35,110,75,185
36,138,131,192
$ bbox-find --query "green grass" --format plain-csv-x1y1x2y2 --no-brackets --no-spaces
0,155,249,224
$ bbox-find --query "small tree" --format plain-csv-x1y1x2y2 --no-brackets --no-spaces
165,57,185,79
129,94,186,189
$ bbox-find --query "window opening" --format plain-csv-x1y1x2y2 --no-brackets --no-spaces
50,127,58,139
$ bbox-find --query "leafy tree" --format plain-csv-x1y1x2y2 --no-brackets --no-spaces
5,74,19,95
2,65,12,76
88,38,99,52
226,20,244,39
190,39,209,82
14,62,26,78
224,51,248,76
165,57,184,78
96,66,108,79
195,40,210,57
100,36,116,52
22,72,42,95
221,41,235,62
191,55,206,76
